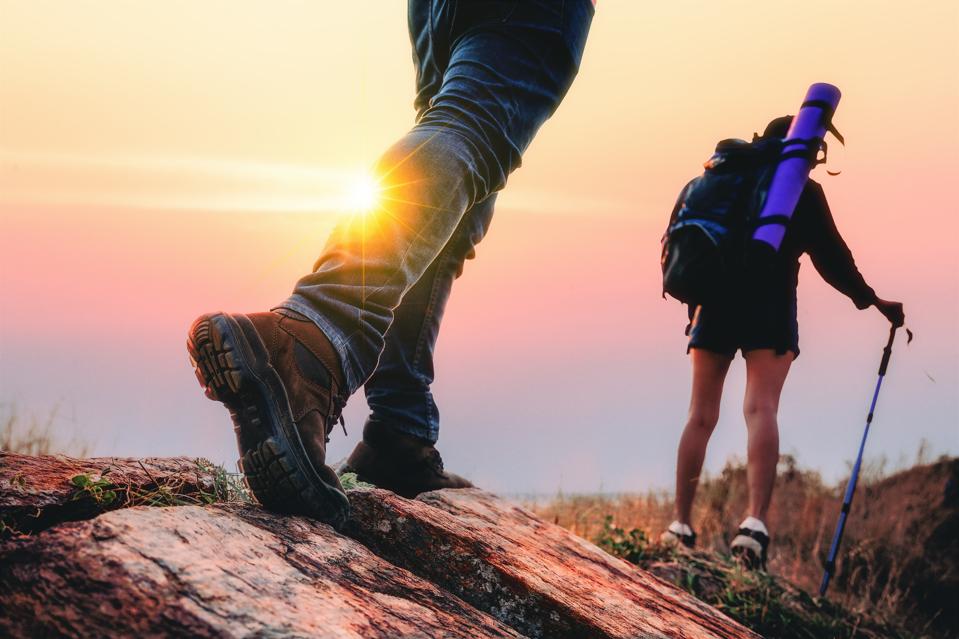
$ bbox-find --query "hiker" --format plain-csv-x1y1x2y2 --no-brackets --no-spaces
188,1,594,527
659,116,905,569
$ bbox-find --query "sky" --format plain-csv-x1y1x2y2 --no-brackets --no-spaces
1,1,957,494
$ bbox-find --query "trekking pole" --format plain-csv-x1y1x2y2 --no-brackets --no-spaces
819,325,899,596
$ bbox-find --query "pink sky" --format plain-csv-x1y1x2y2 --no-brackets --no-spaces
1,1,956,492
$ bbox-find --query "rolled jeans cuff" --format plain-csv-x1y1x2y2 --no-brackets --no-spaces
370,414,440,444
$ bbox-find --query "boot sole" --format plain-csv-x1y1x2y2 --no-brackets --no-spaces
188,312,349,528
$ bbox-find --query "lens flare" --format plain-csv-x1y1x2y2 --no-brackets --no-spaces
343,173,381,214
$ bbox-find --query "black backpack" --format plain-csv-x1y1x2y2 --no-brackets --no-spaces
661,137,784,305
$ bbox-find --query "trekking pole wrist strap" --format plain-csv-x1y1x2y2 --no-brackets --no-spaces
878,326,897,376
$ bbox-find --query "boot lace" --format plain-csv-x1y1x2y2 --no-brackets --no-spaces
324,395,348,444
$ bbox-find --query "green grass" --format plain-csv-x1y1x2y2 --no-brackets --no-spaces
339,471,374,491
70,471,118,507
67,459,252,513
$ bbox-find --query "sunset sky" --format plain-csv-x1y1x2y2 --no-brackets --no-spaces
2,1,957,494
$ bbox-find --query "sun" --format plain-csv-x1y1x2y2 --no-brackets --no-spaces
343,173,381,214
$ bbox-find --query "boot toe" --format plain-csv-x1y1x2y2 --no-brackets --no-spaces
439,471,473,490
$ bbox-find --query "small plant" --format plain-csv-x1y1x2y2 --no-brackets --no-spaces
125,459,253,507
594,515,652,565
339,471,374,491
0,517,25,537
9,472,27,490
195,459,252,504
64,460,254,516
70,471,118,507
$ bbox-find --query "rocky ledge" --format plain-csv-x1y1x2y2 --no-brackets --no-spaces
0,451,759,638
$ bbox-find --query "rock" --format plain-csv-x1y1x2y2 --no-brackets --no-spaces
346,488,759,639
0,454,759,638
0,504,524,638
0,451,219,534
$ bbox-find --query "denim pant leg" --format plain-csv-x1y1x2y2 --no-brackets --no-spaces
363,195,496,442
278,0,593,394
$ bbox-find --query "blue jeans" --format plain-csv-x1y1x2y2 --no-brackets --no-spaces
365,195,496,442
278,0,593,441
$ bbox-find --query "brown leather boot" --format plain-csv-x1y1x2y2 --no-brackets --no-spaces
337,419,473,498
188,310,350,528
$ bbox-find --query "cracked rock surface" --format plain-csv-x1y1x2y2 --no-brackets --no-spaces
346,488,759,639
0,453,758,638
0,451,219,534
0,504,521,638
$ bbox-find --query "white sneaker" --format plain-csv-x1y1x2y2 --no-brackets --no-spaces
660,520,697,548
730,516,769,570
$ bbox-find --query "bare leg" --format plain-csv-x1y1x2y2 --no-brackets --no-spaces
675,349,733,525
742,349,793,522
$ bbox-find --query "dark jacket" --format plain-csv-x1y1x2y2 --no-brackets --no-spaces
667,178,877,308
779,180,876,309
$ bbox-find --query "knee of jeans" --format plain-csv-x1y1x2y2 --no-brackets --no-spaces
414,109,514,197
376,131,467,180
376,128,494,211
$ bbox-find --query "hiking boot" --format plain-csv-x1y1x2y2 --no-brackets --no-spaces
336,419,473,498
188,310,351,528
730,517,769,570
660,521,697,549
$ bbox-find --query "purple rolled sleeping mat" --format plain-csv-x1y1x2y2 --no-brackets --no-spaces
752,83,842,251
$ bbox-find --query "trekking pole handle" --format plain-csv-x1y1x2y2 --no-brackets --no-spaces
878,325,897,376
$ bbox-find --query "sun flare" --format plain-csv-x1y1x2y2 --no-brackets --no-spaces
343,173,381,214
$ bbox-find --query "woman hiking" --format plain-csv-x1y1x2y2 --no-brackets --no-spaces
660,115,905,569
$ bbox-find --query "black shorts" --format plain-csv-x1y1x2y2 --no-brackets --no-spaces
686,288,800,359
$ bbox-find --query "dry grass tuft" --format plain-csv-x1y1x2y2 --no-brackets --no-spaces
1,404,90,457
528,454,958,639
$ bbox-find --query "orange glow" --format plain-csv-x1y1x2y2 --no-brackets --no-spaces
0,1,955,488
